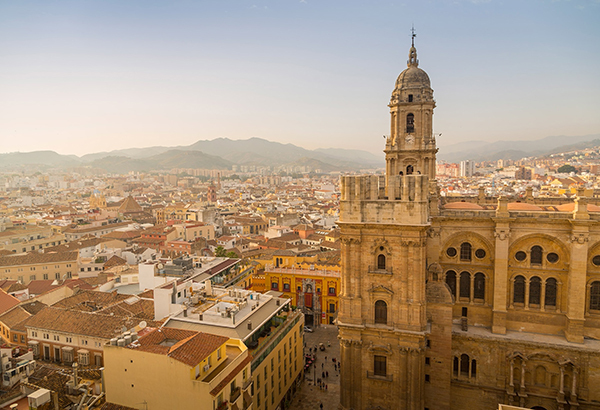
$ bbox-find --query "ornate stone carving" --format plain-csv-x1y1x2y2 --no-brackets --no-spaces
427,227,440,238
494,229,510,241
570,233,589,245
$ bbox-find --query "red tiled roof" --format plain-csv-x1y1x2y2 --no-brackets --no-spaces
133,327,228,367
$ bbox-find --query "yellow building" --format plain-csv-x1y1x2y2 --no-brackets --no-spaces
263,260,340,327
104,327,252,410
163,285,305,410
0,251,78,284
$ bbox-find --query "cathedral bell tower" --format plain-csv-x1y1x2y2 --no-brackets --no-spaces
338,34,441,410
385,33,437,179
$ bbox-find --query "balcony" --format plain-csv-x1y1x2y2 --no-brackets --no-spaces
368,266,393,275
216,401,229,410
242,378,253,391
366,371,393,382
230,386,241,403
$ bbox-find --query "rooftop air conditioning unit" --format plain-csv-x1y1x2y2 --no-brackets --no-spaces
203,364,210,372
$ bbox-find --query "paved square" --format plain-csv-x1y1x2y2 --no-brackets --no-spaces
289,325,340,410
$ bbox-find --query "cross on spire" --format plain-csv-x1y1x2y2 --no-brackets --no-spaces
411,25,416,47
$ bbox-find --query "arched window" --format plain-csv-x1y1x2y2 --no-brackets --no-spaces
514,275,526,304
460,242,472,261
459,272,470,299
453,356,459,376
529,276,541,305
374,300,388,324
460,354,469,376
545,278,557,307
471,360,477,377
531,245,543,265
590,281,600,311
474,273,485,300
445,271,456,298
406,113,415,133
406,165,414,175
377,254,386,270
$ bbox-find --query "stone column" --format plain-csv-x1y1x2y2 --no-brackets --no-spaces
559,366,565,395
492,218,510,334
509,359,514,387
524,278,530,310
566,224,589,343
540,281,546,312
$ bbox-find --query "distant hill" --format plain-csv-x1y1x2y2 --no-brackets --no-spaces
86,150,232,173
0,151,80,169
438,134,600,162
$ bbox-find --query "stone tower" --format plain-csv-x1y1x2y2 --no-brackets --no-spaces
338,37,451,410
385,34,437,179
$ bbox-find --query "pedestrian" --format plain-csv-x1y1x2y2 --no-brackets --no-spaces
326,371,329,378
322,371,325,379
320,402,323,410
321,363,324,369
326,384,328,391
325,356,327,361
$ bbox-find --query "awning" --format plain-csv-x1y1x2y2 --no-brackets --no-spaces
62,346,73,351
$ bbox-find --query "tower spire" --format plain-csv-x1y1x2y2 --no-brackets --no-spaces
408,26,418,67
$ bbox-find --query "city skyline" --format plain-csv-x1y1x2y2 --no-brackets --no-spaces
1,0,599,156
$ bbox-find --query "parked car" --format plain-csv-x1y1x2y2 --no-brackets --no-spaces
304,326,313,333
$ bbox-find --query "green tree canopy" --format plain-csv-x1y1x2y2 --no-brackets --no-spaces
557,164,577,174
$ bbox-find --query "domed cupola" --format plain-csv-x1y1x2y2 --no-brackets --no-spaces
391,34,433,103
385,30,437,180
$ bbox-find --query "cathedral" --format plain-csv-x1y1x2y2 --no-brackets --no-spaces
337,36,600,410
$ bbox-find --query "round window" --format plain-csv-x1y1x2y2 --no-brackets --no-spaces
475,249,486,259
446,247,457,257
515,251,527,262
547,253,559,263
379,246,384,251
593,255,600,266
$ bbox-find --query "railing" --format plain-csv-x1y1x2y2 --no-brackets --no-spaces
216,401,228,410
251,312,301,371
368,266,393,275
242,378,253,391
366,371,393,382
230,386,241,403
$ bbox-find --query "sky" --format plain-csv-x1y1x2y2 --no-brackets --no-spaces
0,0,599,157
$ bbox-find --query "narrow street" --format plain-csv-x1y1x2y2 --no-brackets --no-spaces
289,325,341,410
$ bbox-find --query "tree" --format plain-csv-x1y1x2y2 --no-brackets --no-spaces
215,246,227,257
557,164,577,174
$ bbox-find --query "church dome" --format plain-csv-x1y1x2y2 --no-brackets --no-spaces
391,39,433,100
395,65,431,90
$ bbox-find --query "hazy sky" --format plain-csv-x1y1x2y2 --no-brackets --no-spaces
1,0,599,156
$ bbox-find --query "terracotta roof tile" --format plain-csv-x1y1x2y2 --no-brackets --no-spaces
133,327,228,367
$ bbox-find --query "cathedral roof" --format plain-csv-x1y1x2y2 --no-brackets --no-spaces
443,202,484,210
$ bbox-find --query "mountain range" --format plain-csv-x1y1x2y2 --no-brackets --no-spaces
437,134,600,163
1,134,599,174
0,138,384,173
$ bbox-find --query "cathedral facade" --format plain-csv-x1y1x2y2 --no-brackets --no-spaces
338,38,600,410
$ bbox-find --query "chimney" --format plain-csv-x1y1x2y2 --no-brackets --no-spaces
72,362,79,386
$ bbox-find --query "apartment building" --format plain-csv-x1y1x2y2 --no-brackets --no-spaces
161,283,304,410
0,251,78,284
104,327,252,410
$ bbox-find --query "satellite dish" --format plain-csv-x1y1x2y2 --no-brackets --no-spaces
138,321,147,330
157,263,164,269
